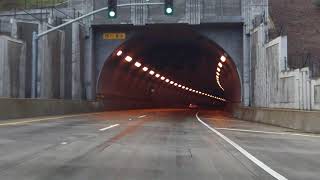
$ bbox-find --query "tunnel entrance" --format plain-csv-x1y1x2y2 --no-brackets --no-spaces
97,25,241,108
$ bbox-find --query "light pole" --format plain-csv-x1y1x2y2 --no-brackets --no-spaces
31,2,164,98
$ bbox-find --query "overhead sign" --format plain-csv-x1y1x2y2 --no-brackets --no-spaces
103,33,126,40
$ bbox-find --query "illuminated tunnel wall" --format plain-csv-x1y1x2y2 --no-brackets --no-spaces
94,24,242,108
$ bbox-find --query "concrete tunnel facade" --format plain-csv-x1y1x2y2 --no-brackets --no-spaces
93,24,243,108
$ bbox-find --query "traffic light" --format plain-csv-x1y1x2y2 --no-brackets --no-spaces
164,0,174,15
108,0,117,18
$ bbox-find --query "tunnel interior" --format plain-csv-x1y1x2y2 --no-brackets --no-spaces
97,25,241,109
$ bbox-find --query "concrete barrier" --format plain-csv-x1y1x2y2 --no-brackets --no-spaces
229,105,320,133
0,98,104,120
0,96,172,120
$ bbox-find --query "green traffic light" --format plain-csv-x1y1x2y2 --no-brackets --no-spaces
108,10,116,18
165,7,173,15
166,7,173,14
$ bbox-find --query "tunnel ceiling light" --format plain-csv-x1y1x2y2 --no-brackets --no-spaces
143,67,149,72
116,50,123,56
122,59,226,102
134,62,142,67
221,55,227,62
125,56,133,62
218,62,223,68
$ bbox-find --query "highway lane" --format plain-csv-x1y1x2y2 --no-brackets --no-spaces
0,109,319,179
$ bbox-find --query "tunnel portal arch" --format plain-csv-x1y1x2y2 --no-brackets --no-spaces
94,24,243,107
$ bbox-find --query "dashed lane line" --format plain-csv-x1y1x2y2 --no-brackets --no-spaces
99,124,120,131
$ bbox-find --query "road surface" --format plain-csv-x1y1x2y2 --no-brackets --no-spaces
0,109,319,180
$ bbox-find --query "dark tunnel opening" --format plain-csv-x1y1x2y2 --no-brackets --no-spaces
97,25,241,109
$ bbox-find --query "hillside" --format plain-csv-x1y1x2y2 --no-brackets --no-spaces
269,0,320,76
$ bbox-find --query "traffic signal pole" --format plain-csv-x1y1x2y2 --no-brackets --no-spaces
31,2,164,98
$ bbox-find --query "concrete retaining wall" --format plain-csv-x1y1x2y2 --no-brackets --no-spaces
230,105,320,133
0,96,175,120
0,98,104,120
250,25,320,111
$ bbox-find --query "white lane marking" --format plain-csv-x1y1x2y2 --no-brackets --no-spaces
61,142,68,145
216,128,320,138
196,112,287,180
99,124,119,131
138,115,147,118
0,112,107,126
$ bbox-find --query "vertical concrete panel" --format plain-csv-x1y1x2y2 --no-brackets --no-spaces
16,22,38,98
63,25,73,99
48,31,62,98
10,19,18,39
0,36,26,98
72,23,82,100
38,24,63,99
39,26,52,98
314,85,320,104
2,39,10,97
202,0,222,17
222,0,241,16
131,0,148,25
19,43,26,98
0,38,5,96
267,44,279,103
60,32,66,99
243,32,250,106
38,25,48,98
251,26,268,107
84,28,96,100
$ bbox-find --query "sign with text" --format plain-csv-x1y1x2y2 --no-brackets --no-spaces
103,33,126,40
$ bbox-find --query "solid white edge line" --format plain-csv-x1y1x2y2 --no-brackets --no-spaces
138,115,147,118
216,128,320,138
0,112,107,126
99,124,120,131
196,112,287,180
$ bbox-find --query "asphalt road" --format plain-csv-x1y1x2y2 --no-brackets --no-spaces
0,109,319,180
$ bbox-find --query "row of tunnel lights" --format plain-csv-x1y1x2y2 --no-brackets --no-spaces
115,50,226,102
216,55,227,91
